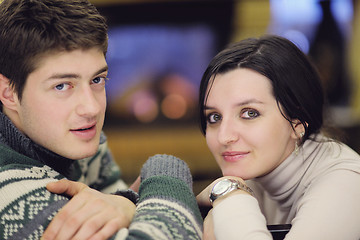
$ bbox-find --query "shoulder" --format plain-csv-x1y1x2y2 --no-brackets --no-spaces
298,136,360,207
303,135,360,174
0,162,68,239
0,143,64,184
288,138,360,238
289,169,360,239
0,163,66,210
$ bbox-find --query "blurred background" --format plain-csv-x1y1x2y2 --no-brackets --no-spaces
90,0,360,193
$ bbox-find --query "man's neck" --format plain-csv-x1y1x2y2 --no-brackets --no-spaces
0,110,74,177
2,106,24,133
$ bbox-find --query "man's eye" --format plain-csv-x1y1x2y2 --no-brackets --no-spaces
241,109,259,119
92,76,107,84
55,83,71,91
207,113,222,123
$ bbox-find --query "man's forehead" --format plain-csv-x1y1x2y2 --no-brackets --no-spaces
29,48,107,79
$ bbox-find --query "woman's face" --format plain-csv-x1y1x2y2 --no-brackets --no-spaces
204,68,298,179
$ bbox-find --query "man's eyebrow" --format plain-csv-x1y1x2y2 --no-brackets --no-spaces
46,65,108,80
205,99,264,110
93,66,109,77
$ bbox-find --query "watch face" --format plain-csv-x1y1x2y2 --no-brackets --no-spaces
213,179,232,195
210,178,253,205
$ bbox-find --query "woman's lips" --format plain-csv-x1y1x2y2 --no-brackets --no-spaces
222,151,249,162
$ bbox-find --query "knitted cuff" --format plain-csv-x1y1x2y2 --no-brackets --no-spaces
113,189,139,205
140,154,193,190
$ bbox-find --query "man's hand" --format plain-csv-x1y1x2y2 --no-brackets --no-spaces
129,176,140,192
41,179,136,240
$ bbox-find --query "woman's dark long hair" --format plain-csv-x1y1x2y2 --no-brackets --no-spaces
199,35,324,144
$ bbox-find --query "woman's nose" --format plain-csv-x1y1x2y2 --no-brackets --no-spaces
217,118,239,145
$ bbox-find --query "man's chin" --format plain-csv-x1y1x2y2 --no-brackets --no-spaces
79,147,99,159
67,151,98,160
49,136,101,160
61,145,99,160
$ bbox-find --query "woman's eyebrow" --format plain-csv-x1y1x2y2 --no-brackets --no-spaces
205,99,264,110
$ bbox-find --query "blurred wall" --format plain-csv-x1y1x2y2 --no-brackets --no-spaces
350,0,360,119
91,0,360,193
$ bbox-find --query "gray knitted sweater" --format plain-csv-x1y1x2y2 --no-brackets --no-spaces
0,112,203,239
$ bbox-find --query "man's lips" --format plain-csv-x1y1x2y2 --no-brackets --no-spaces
70,124,96,132
70,123,97,140
222,151,249,162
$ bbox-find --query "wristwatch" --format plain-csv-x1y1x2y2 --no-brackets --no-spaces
209,178,254,206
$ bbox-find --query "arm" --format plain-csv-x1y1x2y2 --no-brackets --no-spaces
211,194,272,239
197,177,272,240
124,154,203,239
42,180,136,240
43,154,203,240
198,170,360,240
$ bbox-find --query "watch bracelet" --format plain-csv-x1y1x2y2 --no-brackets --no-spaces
237,181,255,197
209,179,255,206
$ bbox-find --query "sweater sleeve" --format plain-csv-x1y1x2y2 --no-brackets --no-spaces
112,154,203,240
212,194,272,240
212,170,360,240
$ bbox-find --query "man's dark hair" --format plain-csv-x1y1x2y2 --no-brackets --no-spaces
0,0,108,102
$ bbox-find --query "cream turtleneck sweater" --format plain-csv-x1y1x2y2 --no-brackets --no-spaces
212,135,360,239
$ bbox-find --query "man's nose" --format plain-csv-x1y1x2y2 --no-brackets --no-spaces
75,86,101,117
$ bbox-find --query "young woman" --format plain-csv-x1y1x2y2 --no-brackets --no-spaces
196,35,360,239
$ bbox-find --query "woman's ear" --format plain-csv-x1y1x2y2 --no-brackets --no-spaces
291,120,307,139
0,74,18,111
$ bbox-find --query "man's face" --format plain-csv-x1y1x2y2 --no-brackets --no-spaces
14,48,108,160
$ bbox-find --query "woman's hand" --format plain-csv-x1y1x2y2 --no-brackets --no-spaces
197,176,248,207
41,179,136,240
202,209,216,240
197,176,250,240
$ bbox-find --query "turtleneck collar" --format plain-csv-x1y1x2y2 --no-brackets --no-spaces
0,111,74,178
253,135,324,207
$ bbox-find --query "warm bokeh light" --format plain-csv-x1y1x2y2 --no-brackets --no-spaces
131,91,159,123
161,94,187,119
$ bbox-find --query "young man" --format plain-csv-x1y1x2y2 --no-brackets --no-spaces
0,0,202,239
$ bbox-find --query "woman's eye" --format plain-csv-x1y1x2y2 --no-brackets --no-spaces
207,113,222,124
55,83,71,91
241,109,259,119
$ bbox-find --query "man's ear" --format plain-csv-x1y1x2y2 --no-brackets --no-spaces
291,120,307,139
0,74,18,111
